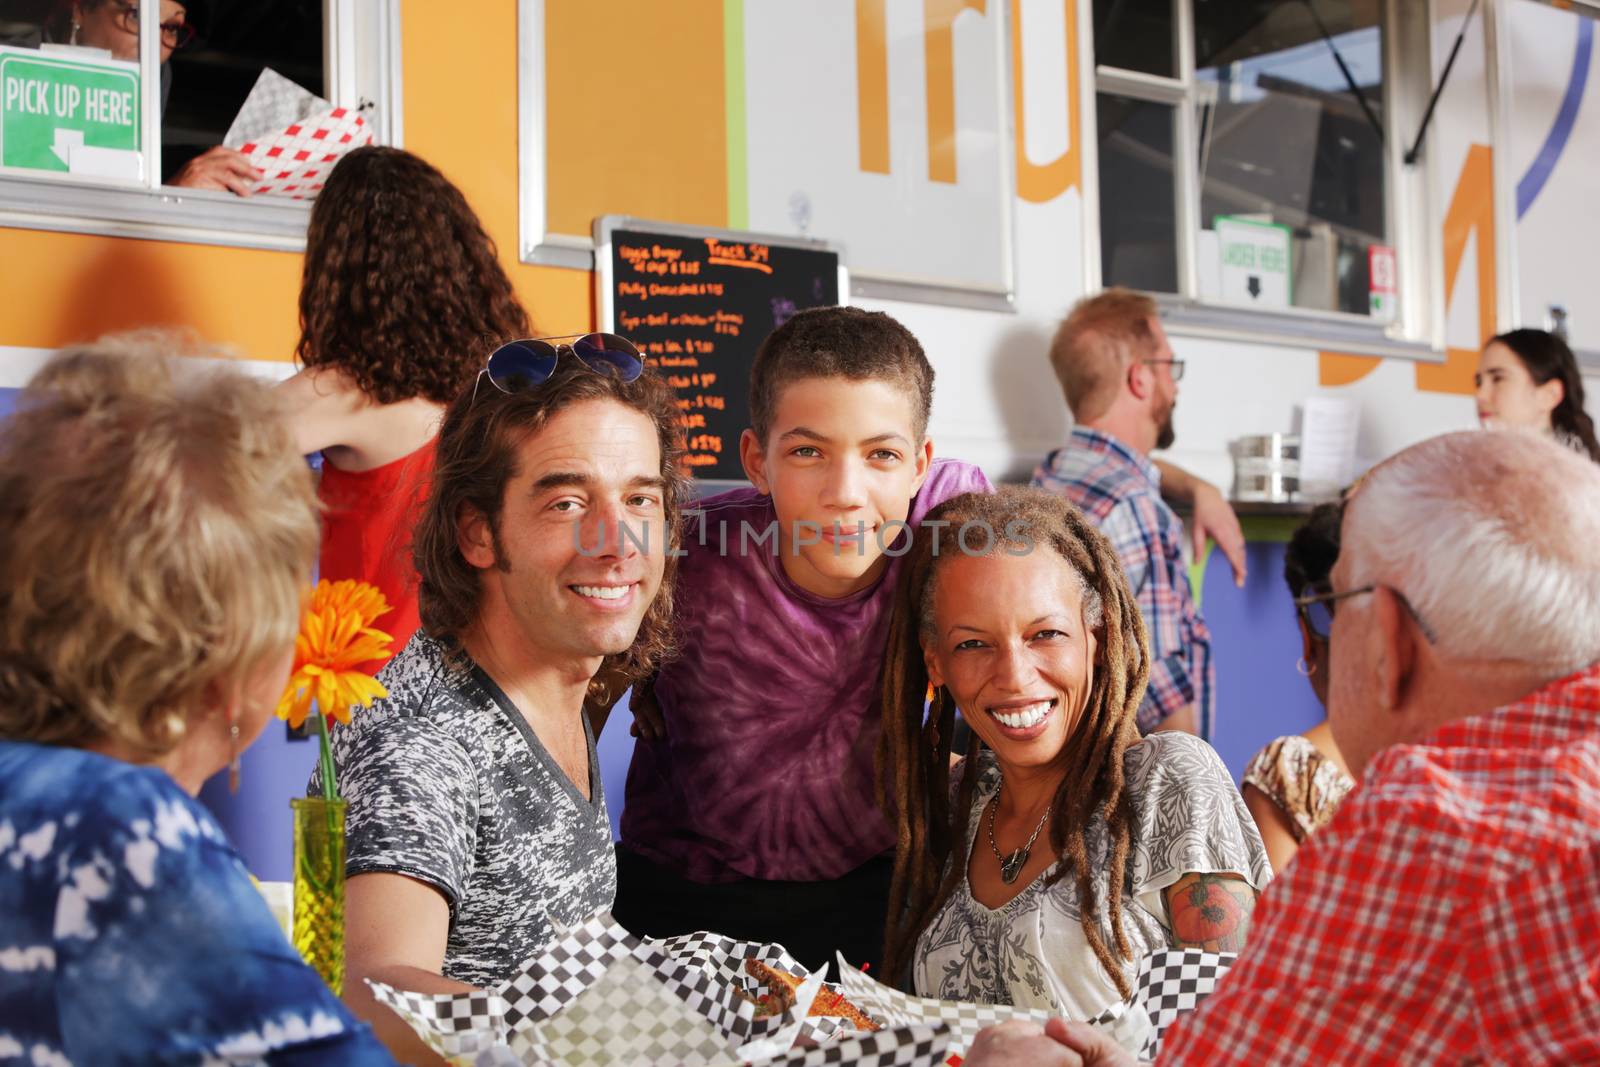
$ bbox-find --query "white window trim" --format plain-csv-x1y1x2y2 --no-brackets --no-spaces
1489,0,1600,371
516,0,590,272
0,0,401,251
1082,0,1447,362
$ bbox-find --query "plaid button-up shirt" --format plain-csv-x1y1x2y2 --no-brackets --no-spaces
1032,428,1213,738
1162,664,1600,1064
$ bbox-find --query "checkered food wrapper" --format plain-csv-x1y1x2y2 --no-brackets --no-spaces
754,1024,950,1067
517,953,740,1066
1132,948,1235,1060
222,67,374,199
492,912,822,1054
224,67,327,148
370,911,910,1066
365,983,513,1064
645,928,882,1046
233,104,372,199
466,1030,954,1067
836,953,1164,1062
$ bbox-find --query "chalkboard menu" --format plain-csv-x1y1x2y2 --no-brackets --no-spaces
596,218,843,481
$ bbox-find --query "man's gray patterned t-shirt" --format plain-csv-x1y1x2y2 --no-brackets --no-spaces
315,631,616,988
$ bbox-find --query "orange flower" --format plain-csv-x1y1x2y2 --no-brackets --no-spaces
308,579,391,629
276,580,395,730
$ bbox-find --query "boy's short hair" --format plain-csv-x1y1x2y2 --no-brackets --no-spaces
748,306,934,444
1048,288,1160,422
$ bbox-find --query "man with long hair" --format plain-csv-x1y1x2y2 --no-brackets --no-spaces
321,349,685,1064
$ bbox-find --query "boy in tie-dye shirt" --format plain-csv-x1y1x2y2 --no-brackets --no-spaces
612,307,990,971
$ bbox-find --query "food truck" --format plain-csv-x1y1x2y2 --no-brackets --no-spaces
2,0,1596,876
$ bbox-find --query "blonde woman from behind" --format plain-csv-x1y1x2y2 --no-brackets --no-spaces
0,336,396,1064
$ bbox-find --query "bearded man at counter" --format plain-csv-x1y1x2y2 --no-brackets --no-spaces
1032,289,1232,739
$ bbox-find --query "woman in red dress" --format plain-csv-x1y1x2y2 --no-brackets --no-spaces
277,146,532,656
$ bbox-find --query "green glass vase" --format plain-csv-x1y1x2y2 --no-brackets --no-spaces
291,796,347,995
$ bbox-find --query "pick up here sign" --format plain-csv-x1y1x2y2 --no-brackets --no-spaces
0,47,141,179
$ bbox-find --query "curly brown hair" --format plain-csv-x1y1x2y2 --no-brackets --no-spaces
412,359,688,693
877,486,1150,995
296,146,532,405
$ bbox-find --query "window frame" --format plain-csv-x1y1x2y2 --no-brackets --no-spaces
0,0,402,251
515,0,590,271
1490,0,1600,372
1081,0,1446,361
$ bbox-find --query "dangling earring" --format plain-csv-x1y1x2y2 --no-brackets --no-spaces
227,719,242,793
1296,657,1317,678
70,20,80,45
925,685,945,749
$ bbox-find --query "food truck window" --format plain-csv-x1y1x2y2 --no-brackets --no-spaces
163,0,325,187
1094,0,1176,79
0,0,399,249
1193,2,1387,319
1090,0,1433,352
1098,92,1180,296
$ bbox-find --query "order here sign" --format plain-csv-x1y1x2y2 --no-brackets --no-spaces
1215,215,1291,309
0,47,140,177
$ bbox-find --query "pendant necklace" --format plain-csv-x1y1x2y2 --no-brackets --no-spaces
987,779,1051,885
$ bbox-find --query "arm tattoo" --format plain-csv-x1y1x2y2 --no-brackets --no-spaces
1163,871,1257,953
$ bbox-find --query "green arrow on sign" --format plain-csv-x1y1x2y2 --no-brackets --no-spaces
0,47,141,174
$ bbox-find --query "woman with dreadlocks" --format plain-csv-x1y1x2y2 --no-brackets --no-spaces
879,487,1270,1025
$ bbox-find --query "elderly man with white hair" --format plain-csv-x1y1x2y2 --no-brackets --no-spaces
975,429,1600,1067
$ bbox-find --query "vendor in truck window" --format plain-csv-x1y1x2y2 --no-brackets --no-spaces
15,0,262,194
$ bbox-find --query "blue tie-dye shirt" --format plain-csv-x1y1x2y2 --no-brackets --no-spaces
0,740,394,1065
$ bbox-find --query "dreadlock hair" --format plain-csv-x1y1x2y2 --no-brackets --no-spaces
877,486,1151,996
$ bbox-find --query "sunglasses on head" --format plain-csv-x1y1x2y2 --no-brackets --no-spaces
472,333,644,403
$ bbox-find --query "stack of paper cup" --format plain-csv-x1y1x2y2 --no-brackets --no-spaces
1230,434,1300,502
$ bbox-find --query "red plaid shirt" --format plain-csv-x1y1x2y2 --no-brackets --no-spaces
1161,664,1600,1064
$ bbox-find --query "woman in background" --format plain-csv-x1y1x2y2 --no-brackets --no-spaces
51,0,264,193
0,338,394,1063
277,146,531,657
1474,328,1600,462
1240,502,1355,872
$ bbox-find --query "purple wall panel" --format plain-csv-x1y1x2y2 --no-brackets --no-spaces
1203,541,1327,781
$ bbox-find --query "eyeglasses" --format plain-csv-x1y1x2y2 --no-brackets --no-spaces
111,2,197,49
1142,358,1185,382
1293,582,1438,645
471,333,644,404
1293,581,1337,640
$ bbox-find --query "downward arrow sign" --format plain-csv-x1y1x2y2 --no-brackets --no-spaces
1246,275,1262,299
49,128,85,166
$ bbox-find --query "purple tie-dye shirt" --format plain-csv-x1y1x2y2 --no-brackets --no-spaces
622,458,992,883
